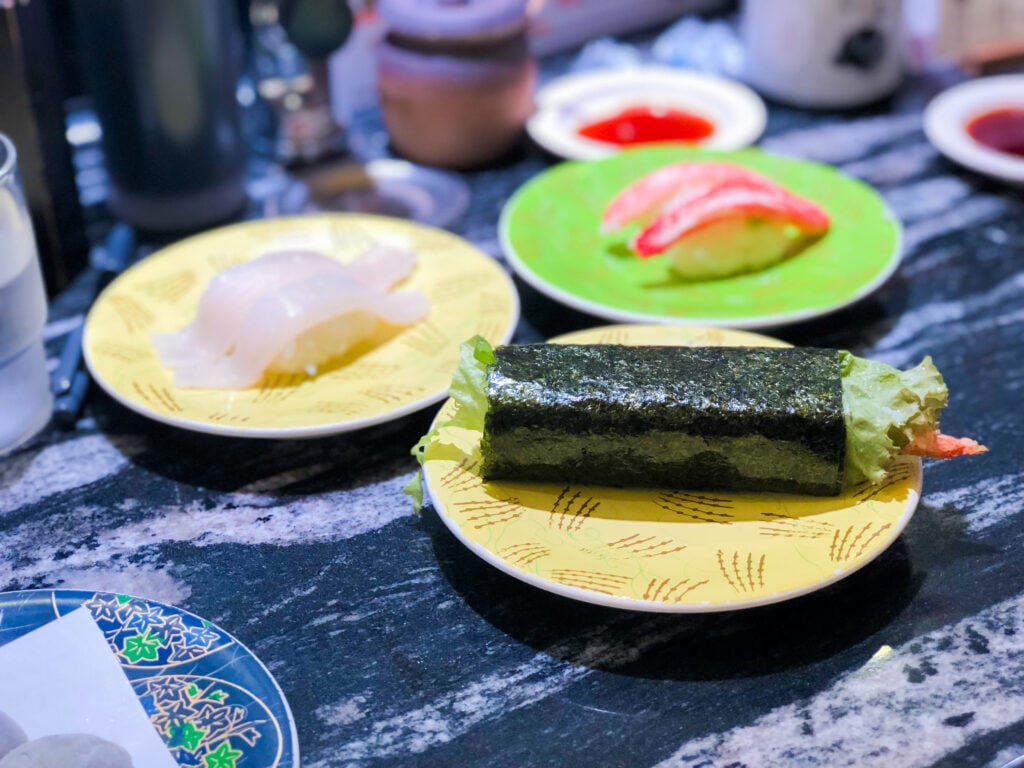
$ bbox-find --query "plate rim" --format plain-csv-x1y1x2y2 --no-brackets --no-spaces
923,74,1024,185
499,149,903,329
423,324,923,613
83,213,521,439
526,65,768,161
0,587,301,766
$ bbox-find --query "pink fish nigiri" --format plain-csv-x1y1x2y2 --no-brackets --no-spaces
600,162,777,233
630,179,831,280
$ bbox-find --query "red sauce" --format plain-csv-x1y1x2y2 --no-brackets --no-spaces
966,107,1024,158
577,105,715,146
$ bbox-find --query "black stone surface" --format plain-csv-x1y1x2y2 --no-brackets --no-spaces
3,38,1024,768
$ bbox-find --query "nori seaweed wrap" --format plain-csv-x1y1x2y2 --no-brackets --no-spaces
482,344,846,496
406,337,984,505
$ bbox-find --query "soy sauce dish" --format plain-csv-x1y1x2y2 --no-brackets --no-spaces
924,74,1024,185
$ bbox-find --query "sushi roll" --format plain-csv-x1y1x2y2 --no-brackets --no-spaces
0,734,133,768
0,712,26,760
601,161,831,280
409,338,984,500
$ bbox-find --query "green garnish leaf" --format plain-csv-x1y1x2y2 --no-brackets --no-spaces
841,351,948,484
404,336,496,510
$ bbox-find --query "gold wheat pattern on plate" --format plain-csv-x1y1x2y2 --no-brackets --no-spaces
830,522,893,563
643,577,710,603
548,487,600,532
606,533,687,558
655,491,736,522
131,382,183,413
500,543,550,568
453,497,521,529
717,549,767,594
254,373,306,403
205,252,250,273
93,341,148,364
593,327,632,345
327,362,402,380
137,271,197,303
439,459,482,494
469,315,509,344
549,569,630,595
362,384,424,406
851,461,915,502
400,320,450,356
758,515,836,540
109,295,154,334
432,273,491,301
308,401,365,416
208,412,251,424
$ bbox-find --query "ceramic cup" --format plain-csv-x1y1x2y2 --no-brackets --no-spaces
740,0,904,109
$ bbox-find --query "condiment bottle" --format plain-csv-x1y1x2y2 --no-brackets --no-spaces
375,0,536,169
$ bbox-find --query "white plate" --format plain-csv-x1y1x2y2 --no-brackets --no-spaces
923,74,1024,186
526,66,767,160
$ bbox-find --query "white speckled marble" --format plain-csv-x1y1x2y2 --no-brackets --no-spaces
655,592,1023,768
2,64,1023,768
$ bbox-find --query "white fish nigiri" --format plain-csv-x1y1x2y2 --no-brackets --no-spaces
153,244,429,389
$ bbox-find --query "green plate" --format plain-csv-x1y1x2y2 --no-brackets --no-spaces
499,146,902,328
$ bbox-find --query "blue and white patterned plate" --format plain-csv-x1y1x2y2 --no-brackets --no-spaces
0,590,299,767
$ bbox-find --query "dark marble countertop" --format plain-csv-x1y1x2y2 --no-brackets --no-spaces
3,52,1024,768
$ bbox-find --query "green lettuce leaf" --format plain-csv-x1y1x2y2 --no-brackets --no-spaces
840,351,948,484
404,336,496,509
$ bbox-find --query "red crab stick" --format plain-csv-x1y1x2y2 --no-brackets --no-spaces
632,181,832,258
600,162,776,233
900,430,988,458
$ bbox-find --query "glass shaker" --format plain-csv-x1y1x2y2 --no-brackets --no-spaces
0,134,52,453
375,0,536,169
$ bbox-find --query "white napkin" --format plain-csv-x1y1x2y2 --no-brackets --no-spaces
0,607,177,767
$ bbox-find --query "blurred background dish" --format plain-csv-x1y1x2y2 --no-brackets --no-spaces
739,0,904,109
500,145,902,329
526,66,767,160
923,74,1024,186
262,158,471,228
375,0,536,169
72,0,250,233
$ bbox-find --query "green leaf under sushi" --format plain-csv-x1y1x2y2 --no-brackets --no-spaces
406,340,955,506
840,351,948,484
404,336,495,509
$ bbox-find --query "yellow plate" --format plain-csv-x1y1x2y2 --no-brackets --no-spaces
83,214,520,438
423,324,921,613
